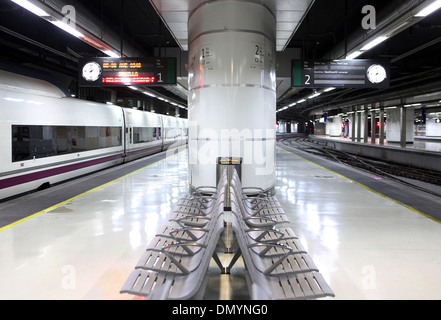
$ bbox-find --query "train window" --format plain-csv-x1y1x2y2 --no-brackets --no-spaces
164,127,180,139
12,125,122,162
133,127,161,144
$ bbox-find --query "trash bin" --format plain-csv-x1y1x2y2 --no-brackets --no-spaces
216,157,242,210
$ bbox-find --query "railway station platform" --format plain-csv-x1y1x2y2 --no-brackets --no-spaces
310,134,441,153
302,134,441,174
1,145,441,300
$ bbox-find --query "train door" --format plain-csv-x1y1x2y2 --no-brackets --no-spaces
123,109,133,161
160,116,165,151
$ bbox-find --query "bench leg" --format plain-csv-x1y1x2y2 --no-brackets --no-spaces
225,249,243,273
212,252,230,274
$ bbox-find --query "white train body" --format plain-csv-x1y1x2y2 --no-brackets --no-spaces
0,69,187,201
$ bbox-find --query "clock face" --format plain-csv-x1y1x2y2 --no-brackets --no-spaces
82,62,102,82
367,64,387,84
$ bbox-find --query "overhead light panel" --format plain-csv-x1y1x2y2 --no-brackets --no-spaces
11,0,49,17
360,36,389,51
103,50,120,58
415,0,441,17
308,92,321,99
346,51,363,60
51,21,84,38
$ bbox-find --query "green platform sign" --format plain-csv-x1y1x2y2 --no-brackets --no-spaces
292,59,390,89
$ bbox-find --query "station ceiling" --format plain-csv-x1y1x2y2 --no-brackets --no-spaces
1,0,441,121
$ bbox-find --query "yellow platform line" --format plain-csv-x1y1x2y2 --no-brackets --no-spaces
0,149,183,233
278,146,441,225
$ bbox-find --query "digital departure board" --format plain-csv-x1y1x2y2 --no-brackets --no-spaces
292,59,390,89
78,57,176,87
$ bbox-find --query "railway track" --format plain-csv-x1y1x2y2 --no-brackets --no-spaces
278,134,441,198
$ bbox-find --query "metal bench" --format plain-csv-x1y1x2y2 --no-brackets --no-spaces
230,177,290,227
228,169,335,300
120,170,228,300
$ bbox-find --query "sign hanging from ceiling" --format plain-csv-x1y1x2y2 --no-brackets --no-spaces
78,57,176,87
291,59,390,89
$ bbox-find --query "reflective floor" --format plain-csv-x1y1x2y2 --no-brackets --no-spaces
276,147,441,300
0,150,189,300
1,147,441,300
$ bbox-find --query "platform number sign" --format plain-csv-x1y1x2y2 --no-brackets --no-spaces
250,42,265,70
255,44,264,64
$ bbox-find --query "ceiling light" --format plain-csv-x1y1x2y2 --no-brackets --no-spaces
360,36,389,51
51,21,84,38
346,51,363,60
323,87,336,92
415,0,441,17
103,50,120,58
11,0,49,17
308,93,321,99
297,99,306,104
143,92,157,98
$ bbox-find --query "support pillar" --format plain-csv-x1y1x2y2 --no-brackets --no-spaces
400,106,407,148
370,110,376,144
187,1,277,192
356,110,361,142
351,109,356,142
363,109,369,143
379,107,385,145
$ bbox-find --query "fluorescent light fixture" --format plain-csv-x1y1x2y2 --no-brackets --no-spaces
51,20,84,38
11,0,49,17
4,97,24,102
415,0,441,17
297,99,306,104
289,103,297,107
308,93,321,99
143,92,157,98
360,36,389,51
346,51,363,60
323,87,336,92
103,50,120,58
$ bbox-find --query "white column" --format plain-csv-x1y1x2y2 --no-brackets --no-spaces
187,1,277,192
278,121,287,133
379,107,385,145
329,117,342,137
386,107,414,144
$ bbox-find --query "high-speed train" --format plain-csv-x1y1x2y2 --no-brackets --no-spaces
0,65,187,201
